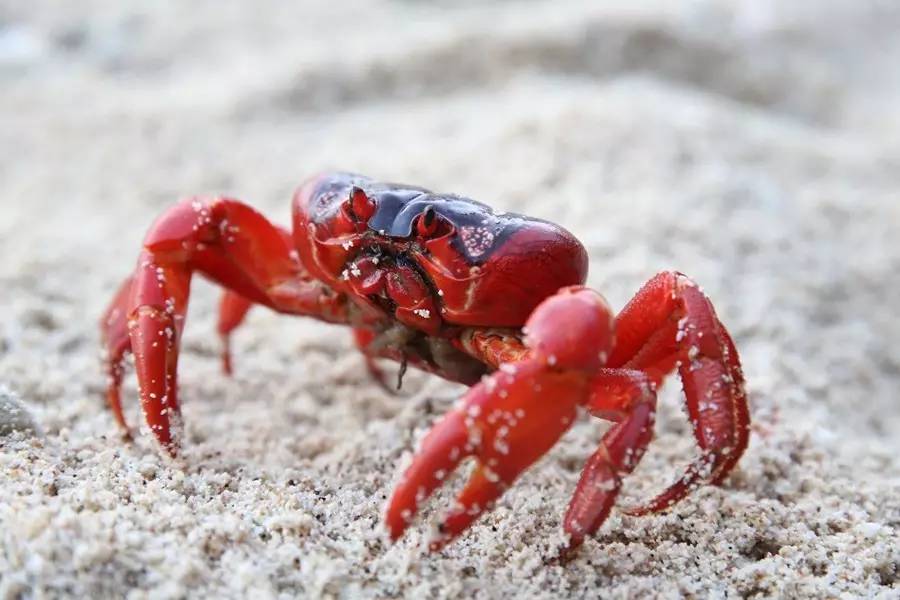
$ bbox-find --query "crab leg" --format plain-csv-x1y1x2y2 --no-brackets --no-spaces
213,223,299,375
606,271,749,515
562,369,656,554
100,275,137,432
216,290,254,375
100,197,347,452
351,327,397,392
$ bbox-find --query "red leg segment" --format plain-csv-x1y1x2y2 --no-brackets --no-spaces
214,223,298,375
562,369,656,554
101,197,349,453
100,275,136,433
217,290,254,375
608,271,749,515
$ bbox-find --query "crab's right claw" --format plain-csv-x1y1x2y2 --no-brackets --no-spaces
385,360,582,549
386,286,616,550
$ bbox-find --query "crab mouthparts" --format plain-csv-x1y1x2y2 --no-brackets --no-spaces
342,248,443,333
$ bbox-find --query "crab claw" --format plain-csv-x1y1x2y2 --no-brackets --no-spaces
386,286,615,549
386,360,583,549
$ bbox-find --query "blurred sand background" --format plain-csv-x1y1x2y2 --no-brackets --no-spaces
1,1,899,598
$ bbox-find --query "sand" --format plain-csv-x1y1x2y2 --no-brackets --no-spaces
1,1,898,598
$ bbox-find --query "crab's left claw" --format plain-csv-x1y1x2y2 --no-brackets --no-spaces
386,287,615,550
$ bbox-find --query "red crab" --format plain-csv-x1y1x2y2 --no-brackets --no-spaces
101,172,749,555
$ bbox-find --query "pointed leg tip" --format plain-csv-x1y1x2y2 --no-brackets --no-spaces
110,412,131,434
554,546,580,565
621,505,653,517
547,531,586,565
104,381,133,440
427,525,455,553
384,521,406,543
220,337,234,376
622,458,710,517
621,497,668,517
153,431,181,458
621,492,682,518
384,498,418,544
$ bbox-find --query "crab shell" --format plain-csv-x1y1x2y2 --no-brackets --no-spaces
291,172,589,329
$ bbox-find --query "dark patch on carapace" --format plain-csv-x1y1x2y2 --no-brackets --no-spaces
311,172,527,265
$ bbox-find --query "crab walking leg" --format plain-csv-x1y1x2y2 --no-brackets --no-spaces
706,326,747,485
216,291,254,375
606,271,749,515
561,369,657,554
104,197,349,453
351,328,397,392
215,225,296,375
386,286,616,549
100,275,137,432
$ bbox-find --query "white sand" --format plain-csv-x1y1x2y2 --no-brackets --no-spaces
1,1,898,598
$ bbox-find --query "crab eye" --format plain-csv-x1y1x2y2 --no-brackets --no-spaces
416,205,439,237
349,186,376,222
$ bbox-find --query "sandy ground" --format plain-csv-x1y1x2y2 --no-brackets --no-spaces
1,1,899,598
